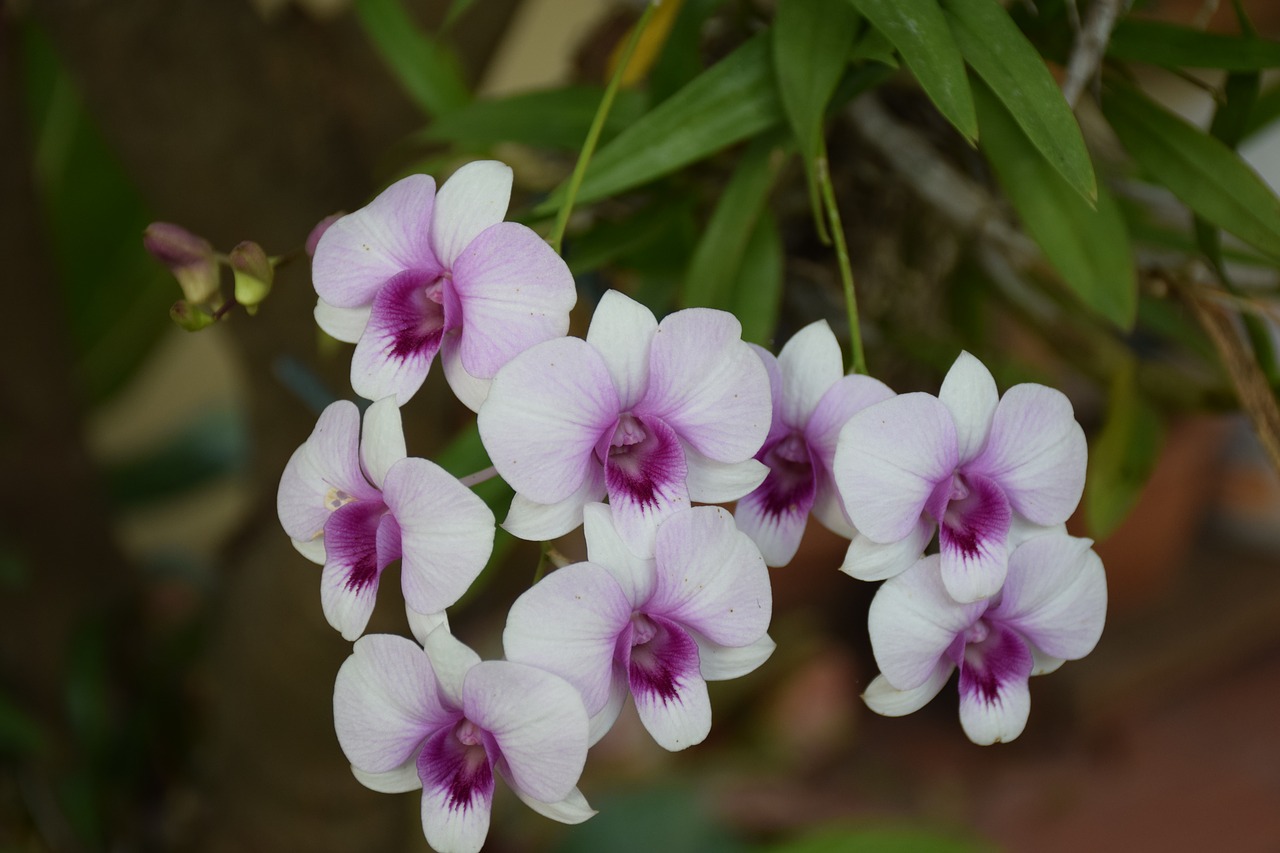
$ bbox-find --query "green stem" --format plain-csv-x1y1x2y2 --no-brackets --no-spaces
816,149,866,374
547,1,658,255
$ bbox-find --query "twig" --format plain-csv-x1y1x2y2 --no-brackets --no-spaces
1061,0,1124,108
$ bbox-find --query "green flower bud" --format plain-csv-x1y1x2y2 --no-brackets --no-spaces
144,222,220,303
230,240,274,310
170,300,216,332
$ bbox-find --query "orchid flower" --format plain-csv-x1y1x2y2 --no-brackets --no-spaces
478,290,771,555
276,398,495,640
863,532,1106,745
834,352,1087,602
311,161,577,411
736,320,894,567
334,628,593,853
503,504,774,751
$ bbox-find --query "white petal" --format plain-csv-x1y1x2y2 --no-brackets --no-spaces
683,448,769,504
359,397,406,489
583,502,655,606
839,520,933,582
585,290,658,411
277,400,377,542
804,374,896,468
441,329,492,413
694,632,775,681
352,758,422,794
422,625,481,710
938,351,998,465
587,672,629,746
430,160,513,268
291,534,326,564
862,664,952,717
406,607,449,646
734,481,812,568
628,617,711,751
510,783,597,825
957,626,1034,745
420,765,493,853
990,533,1107,661
503,468,606,541
315,299,371,343
776,320,843,429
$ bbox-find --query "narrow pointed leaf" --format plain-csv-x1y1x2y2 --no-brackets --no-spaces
975,81,1136,328
1107,20,1280,71
730,210,785,345
420,86,647,151
944,0,1096,202
354,0,469,117
773,0,859,164
1086,362,1164,540
847,0,977,141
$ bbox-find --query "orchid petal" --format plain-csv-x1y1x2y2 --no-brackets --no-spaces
638,308,771,462
862,662,952,717
752,344,789,446
649,506,771,647
970,384,1087,525
383,457,495,616
291,535,326,564
429,160,512,268
509,783,596,825
735,437,818,568
693,631,775,681
682,449,768,504
464,660,588,804
839,519,933,582
315,299,371,343
777,320,843,429
418,726,494,853
352,758,422,794
350,270,447,405
810,473,855,539
441,330,492,413
406,607,450,647
359,397,406,490
805,373,895,471
626,616,711,751
990,534,1106,661
585,290,658,411
957,624,1034,745
503,466,606,542
479,336,620,504
422,625,482,710
313,174,441,308
320,502,396,640
588,670,629,746
582,502,655,606
834,393,958,544
938,351,998,465
277,400,375,542
602,415,691,558
867,555,986,690
938,473,1012,603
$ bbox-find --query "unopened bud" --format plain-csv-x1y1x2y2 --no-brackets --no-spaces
144,222,220,303
230,241,274,310
170,300,216,332
305,212,344,258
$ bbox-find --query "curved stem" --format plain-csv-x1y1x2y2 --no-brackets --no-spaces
816,150,866,374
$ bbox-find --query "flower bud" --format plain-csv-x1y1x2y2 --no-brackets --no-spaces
170,300,216,332
144,222,220,303
305,212,344,258
230,240,274,311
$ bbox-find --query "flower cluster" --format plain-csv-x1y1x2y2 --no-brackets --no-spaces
273,162,1107,850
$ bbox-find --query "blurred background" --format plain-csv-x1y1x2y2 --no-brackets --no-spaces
3,0,1280,850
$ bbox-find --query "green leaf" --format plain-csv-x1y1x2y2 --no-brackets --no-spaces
354,0,469,117
442,0,477,30
1107,19,1280,71
1086,362,1165,540
566,197,693,275
1102,82,1280,261
537,33,783,213
944,0,1096,201
421,86,647,151
731,210,785,345
682,137,787,310
847,0,977,141
650,0,729,105
975,81,1136,328
1241,81,1280,139
849,24,899,67
760,824,993,853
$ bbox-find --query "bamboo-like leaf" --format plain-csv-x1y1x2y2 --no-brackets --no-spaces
731,211,785,345
1107,19,1280,71
421,86,647,151
1086,362,1164,540
976,81,1136,328
847,0,978,141
944,0,1096,201
354,0,469,117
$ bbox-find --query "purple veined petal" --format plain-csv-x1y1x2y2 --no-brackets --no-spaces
440,329,493,413
988,533,1107,662
625,614,712,751
422,625,482,711
839,518,934,582
777,320,844,430
291,535,326,565
867,555,987,691
463,660,589,805
479,336,621,505
451,222,576,379
582,502,655,606
968,383,1087,526
315,298,371,344
938,351,999,466
751,343,790,447
502,561,633,716
648,506,772,647
352,757,423,793
417,723,495,853
600,414,691,558
692,631,775,681
834,393,958,544
956,623,1034,745
314,173,442,308
333,634,453,774
359,397,406,490
735,433,819,568
429,160,513,269
936,473,1013,603
587,668,629,746
638,307,772,463
804,373,896,473
585,290,658,412
503,466,607,542
862,660,953,717
320,502,398,640
277,400,378,542
351,269,451,405
383,457,495,615
683,446,768,504
508,782,597,825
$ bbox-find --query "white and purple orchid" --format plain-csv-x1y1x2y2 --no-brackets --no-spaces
863,532,1106,744
311,161,577,411
478,290,772,555
834,352,1087,602
736,320,894,567
503,504,774,751
276,398,495,640
334,628,593,853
